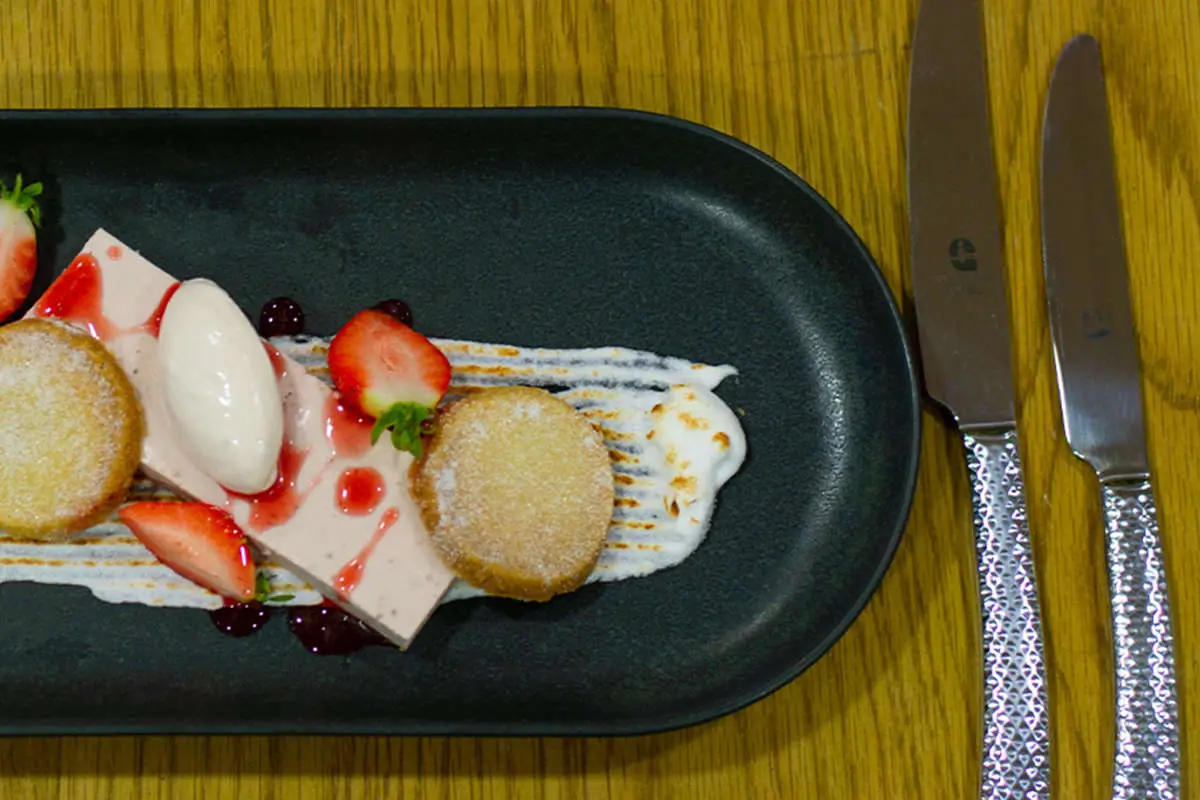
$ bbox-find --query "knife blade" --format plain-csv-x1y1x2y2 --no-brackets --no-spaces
1041,33,1180,800
907,1,1051,797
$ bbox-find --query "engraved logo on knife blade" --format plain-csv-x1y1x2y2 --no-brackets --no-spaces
949,238,978,271
1082,308,1111,339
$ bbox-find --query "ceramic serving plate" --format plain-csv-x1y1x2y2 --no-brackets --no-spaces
0,108,919,735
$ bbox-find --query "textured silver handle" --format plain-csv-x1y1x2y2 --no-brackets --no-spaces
963,430,1051,800
1102,480,1179,799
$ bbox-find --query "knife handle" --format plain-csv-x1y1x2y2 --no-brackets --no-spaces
1101,479,1180,799
962,430,1051,799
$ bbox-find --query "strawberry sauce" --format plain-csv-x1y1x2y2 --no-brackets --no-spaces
33,255,115,339
263,341,288,380
143,281,181,337
286,604,388,655
333,506,400,601
227,440,310,532
33,253,181,341
225,391,376,533
335,467,385,516
209,600,271,637
324,395,374,458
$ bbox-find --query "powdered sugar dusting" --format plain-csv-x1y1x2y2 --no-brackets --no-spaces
433,463,459,533
420,387,614,593
0,323,134,526
511,401,543,421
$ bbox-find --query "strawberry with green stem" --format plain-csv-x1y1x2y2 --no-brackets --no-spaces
0,174,41,322
327,309,452,458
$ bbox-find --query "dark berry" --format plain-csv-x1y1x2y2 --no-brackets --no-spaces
372,299,413,328
259,296,306,338
209,602,271,638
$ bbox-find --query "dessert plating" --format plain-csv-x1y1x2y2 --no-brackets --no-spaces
0,216,749,655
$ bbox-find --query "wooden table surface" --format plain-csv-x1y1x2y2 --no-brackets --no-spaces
1,0,1197,797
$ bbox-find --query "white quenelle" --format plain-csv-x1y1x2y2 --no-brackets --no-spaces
157,278,284,494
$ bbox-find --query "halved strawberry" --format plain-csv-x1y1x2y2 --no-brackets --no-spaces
0,174,40,322
327,308,452,457
119,502,256,602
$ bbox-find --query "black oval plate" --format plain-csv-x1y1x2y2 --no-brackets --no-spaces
0,108,919,736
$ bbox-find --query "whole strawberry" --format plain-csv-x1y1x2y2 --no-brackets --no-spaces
328,309,452,457
0,174,41,322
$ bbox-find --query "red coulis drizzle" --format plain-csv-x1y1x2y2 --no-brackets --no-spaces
33,253,181,341
225,390,374,532
223,345,308,531
324,395,374,458
333,506,400,601
226,439,311,532
142,281,181,337
335,467,385,516
33,254,115,339
263,341,288,380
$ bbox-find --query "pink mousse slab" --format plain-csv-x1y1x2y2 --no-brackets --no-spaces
27,229,455,648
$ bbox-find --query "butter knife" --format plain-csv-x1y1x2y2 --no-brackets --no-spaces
1040,34,1180,799
907,1,1051,797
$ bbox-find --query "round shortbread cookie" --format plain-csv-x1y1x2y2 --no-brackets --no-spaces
412,386,615,601
0,319,143,540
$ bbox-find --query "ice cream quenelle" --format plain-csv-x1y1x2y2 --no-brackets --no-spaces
157,279,284,495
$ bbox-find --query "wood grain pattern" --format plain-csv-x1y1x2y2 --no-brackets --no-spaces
0,0,1196,797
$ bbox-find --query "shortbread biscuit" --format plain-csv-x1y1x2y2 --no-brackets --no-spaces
0,319,143,540
412,386,614,601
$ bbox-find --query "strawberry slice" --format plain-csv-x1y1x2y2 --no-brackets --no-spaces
0,174,40,322
119,502,256,601
327,308,452,458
